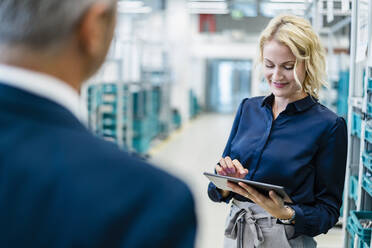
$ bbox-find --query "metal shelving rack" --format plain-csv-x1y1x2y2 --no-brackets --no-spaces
305,0,352,113
83,22,173,154
84,58,133,150
304,1,372,247
343,0,372,247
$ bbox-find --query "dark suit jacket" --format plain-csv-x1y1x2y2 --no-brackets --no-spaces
0,83,196,247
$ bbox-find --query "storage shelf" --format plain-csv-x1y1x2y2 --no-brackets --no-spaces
350,97,364,109
362,175,372,198
343,1,372,247
362,152,372,172
366,126,372,144
352,111,362,138
350,175,359,202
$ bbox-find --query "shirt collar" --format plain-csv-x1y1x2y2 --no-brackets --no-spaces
261,93,317,114
0,64,87,125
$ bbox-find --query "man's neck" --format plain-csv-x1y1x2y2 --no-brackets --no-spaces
0,46,83,93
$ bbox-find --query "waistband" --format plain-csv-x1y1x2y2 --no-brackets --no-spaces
231,200,271,215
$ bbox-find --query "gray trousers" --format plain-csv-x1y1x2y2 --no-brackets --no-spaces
223,200,317,248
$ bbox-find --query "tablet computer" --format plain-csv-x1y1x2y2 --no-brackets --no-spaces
204,172,293,203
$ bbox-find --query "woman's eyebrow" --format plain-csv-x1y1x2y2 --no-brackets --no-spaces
264,58,296,64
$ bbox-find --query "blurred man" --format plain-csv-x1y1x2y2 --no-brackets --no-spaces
0,1,196,247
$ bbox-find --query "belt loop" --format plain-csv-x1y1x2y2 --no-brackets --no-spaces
267,216,272,227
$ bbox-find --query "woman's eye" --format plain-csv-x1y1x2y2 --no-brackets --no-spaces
284,66,294,70
265,64,274,68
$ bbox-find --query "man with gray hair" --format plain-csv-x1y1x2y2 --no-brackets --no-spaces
0,1,197,247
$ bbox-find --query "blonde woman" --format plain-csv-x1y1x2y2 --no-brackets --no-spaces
207,14,347,247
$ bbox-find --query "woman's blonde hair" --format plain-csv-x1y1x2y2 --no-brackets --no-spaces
258,14,327,99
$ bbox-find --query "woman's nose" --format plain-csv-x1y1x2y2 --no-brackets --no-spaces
272,67,284,81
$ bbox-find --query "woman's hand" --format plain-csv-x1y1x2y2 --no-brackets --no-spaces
215,157,248,198
227,181,294,220
215,156,248,178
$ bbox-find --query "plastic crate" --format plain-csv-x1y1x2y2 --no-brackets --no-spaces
133,119,151,137
350,176,359,202
101,94,116,103
362,175,372,198
132,137,151,154
366,126,372,144
98,104,116,114
173,110,182,129
101,129,116,137
352,112,362,138
363,152,372,172
101,117,127,126
368,103,372,116
148,118,160,139
368,78,372,91
101,113,116,119
361,240,370,248
101,84,117,93
349,211,372,245
347,217,356,248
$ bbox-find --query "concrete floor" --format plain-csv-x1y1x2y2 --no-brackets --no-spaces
149,114,343,248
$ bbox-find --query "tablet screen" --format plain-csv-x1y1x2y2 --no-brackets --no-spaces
204,172,293,204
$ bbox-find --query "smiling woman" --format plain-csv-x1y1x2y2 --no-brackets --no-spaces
258,14,327,101
207,14,348,248
262,40,308,119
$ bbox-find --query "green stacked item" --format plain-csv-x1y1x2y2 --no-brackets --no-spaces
87,83,129,149
362,173,372,198
365,125,372,144
368,78,372,92
131,90,151,154
87,84,169,154
189,90,200,119
347,211,372,248
172,109,181,129
351,112,362,139
337,70,349,119
149,87,161,139
350,175,359,203
363,152,372,173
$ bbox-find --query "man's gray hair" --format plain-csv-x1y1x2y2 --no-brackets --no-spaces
0,0,116,50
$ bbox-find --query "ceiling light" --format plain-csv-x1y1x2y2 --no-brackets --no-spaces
261,2,306,10
118,6,152,14
269,0,307,2
118,1,144,8
190,9,229,14
190,0,226,1
188,2,228,9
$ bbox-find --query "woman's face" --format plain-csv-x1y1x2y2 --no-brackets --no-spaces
262,39,306,100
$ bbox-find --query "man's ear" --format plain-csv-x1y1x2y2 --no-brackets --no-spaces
76,3,112,57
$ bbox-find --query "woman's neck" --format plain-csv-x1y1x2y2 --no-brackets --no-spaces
272,91,308,118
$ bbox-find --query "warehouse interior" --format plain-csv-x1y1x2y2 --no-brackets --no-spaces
83,0,372,247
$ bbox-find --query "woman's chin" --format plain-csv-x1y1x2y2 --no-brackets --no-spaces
271,89,290,98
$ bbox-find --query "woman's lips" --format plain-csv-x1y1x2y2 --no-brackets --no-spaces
273,82,289,88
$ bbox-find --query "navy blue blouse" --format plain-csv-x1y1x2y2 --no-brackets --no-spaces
208,94,348,237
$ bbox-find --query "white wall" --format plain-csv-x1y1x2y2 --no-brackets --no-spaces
165,2,268,121
190,35,266,103
166,0,193,121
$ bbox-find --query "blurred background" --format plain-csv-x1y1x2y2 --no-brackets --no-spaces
82,1,372,247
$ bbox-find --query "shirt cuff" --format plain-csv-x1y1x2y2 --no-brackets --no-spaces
207,182,234,203
291,204,306,237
